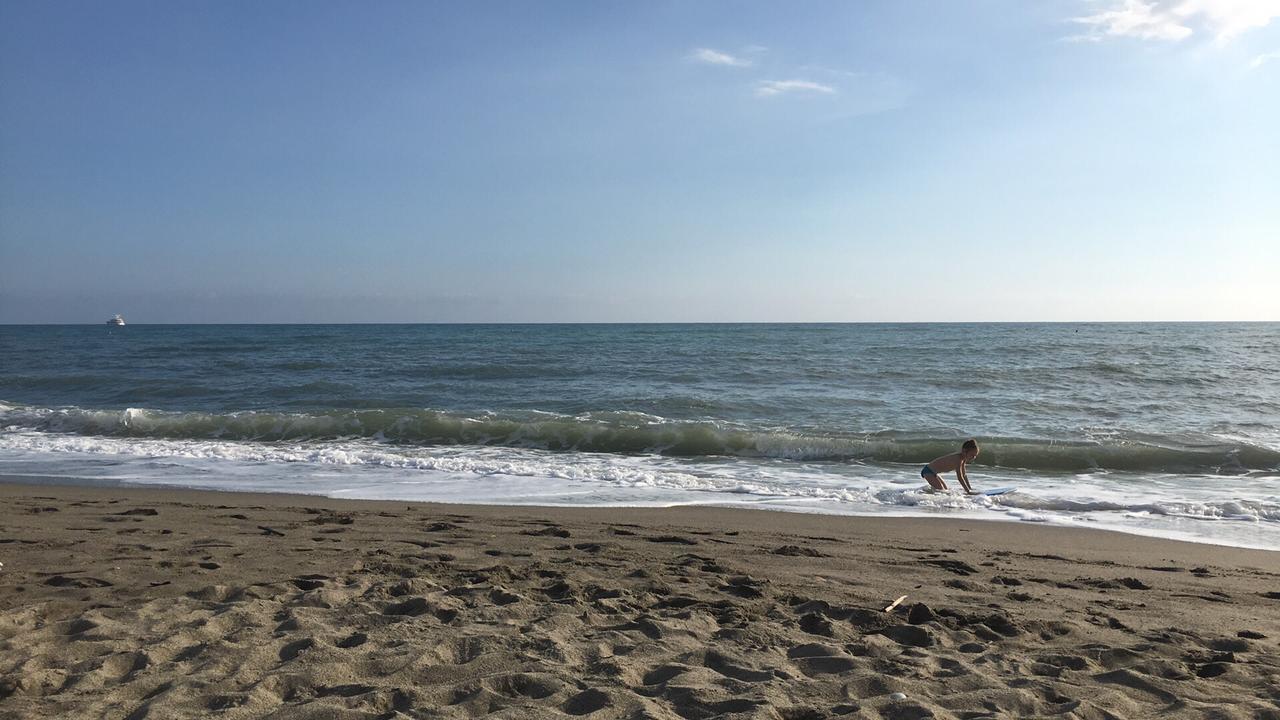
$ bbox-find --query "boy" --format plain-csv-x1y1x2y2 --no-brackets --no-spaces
921,439,979,493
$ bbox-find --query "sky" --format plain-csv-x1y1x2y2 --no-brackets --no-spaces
1,0,1277,323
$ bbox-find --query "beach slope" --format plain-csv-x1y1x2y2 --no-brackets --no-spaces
1,483,1277,719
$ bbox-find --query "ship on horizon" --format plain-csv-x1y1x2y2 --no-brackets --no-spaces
107,314,125,326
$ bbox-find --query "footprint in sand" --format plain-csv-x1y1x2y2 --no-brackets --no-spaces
45,575,113,588
1196,661,1233,678
540,581,576,602
587,586,622,600
786,643,859,676
647,535,699,545
719,576,766,599
488,588,521,605
1036,654,1090,671
878,625,935,648
486,673,563,700
278,638,315,662
174,643,206,662
799,613,835,637
317,683,377,698
654,688,761,719
703,651,774,682
524,526,571,538
772,545,828,557
921,559,979,576
336,632,368,649
1208,637,1250,652
562,688,612,715
383,597,458,622
642,664,691,685
205,694,251,713
291,575,328,591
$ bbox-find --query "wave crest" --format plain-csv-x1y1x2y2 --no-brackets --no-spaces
1,402,1276,473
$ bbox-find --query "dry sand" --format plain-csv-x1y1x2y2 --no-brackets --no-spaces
1,481,1278,719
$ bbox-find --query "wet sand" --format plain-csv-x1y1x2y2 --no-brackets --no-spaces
1,481,1278,719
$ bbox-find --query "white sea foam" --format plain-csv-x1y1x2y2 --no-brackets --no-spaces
3,401,1276,473
2,428,1278,549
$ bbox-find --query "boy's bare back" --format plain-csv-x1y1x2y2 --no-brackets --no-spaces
926,451,966,474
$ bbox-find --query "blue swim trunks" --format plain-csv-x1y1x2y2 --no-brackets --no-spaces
921,465,936,478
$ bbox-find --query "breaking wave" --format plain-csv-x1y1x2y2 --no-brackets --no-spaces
1,428,1278,529
2,401,1277,474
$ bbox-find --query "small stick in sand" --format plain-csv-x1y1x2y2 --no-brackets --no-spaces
884,594,908,613
258,526,286,537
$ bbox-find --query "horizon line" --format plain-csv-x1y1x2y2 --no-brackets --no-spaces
3,320,1277,326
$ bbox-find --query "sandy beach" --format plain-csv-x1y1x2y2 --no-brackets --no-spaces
1,481,1277,719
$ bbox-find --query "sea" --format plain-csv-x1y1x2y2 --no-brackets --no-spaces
1,323,1277,549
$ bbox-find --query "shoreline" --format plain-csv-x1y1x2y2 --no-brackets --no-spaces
2,481,1278,718
7,477,1278,559
1,471,1277,553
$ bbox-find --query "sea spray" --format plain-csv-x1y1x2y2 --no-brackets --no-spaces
1,402,1276,473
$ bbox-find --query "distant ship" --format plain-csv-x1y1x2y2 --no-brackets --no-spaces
107,314,125,326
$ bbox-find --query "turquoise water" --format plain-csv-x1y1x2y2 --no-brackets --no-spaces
2,323,1277,547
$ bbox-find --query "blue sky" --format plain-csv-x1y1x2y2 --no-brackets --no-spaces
1,0,1277,322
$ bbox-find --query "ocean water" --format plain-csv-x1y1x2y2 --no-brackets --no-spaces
1,323,1277,549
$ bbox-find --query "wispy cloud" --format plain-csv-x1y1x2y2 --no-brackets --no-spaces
1070,0,1280,43
689,47,753,67
1249,49,1280,67
754,79,837,98
1187,0,1280,41
1071,0,1193,41
685,47,895,112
